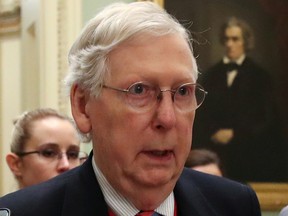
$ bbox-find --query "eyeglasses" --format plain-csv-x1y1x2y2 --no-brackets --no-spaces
17,148,88,163
103,81,207,112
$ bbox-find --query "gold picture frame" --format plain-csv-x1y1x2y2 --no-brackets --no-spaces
136,0,164,8
250,183,288,211
0,6,21,36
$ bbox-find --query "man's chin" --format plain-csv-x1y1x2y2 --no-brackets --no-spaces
227,53,241,61
136,171,178,188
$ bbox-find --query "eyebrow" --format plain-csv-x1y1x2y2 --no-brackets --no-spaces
38,143,80,150
225,36,241,40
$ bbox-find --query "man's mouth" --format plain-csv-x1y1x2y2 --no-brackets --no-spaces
143,150,174,159
149,150,171,156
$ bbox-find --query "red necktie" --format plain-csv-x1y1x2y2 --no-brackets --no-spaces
108,201,177,216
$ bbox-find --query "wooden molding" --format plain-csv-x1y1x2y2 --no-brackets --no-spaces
136,0,164,8
0,6,21,35
249,183,288,211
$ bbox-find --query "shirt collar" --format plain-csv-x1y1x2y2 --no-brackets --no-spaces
92,156,175,216
223,54,246,65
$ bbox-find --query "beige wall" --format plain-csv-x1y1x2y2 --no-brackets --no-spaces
0,0,82,196
82,0,134,24
0,36,22,194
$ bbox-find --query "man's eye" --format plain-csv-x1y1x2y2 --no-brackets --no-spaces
177,86,193,96
232,37,240,42
40,149,58,158
129,83,150,95
178,86,188,96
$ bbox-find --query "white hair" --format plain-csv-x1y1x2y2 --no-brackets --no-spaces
64,1,198,141
65,1,198,97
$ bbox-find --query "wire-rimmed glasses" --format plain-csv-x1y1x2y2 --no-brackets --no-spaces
103,81,207,112
17,146,88,164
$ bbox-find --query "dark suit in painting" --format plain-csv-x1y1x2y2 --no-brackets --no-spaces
193,57,287,182
0,153,261,216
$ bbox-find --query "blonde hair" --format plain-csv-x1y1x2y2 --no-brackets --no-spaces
11,108,77,153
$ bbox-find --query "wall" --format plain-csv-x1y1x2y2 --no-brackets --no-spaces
82,0,134,24
0,0,82,196
0,35,21,194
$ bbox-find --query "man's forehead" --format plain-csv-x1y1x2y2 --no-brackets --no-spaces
225,27,243,37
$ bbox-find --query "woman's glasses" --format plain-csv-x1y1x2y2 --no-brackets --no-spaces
17,144,88,164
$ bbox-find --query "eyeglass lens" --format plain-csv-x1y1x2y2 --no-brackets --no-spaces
36,144,87,162
125,82,206,111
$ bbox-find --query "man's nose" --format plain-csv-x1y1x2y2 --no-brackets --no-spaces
226,39,234,47
153,92,177,130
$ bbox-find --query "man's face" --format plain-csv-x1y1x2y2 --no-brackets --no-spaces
224,26,245,61
83,34,195,194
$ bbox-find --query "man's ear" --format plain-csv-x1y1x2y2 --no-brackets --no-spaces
6,153,23,178
70,84,92,134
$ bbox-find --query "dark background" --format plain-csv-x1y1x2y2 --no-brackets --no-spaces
165,0,288,181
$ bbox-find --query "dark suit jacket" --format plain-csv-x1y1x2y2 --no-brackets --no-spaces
0,152,260,216
193,57,287,182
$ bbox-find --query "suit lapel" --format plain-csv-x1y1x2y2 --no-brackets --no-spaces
60,155,219,216
174,169,219,216
61,153,109,216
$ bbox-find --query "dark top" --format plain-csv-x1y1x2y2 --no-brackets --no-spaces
0,152,261,216
193,57,287,182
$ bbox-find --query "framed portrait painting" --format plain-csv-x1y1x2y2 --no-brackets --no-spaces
164,0,288,211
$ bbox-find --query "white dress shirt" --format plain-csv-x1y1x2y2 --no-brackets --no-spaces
223,55,245,87
92,157,175,216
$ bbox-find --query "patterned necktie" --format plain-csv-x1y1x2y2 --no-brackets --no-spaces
136,211,161,216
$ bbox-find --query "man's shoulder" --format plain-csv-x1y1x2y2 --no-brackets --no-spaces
199,60,225,83
178,168,250,193
204,60,224,74
242,57,269,74
175,168,261,215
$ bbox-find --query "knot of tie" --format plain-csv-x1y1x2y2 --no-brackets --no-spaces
225,62,240,72
136,211,161,216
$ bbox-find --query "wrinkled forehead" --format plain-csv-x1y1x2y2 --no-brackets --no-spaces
105,33,198,81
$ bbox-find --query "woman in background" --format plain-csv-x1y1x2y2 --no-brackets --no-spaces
6,108,87,189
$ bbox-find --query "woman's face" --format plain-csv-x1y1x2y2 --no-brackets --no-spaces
16,117,81,188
